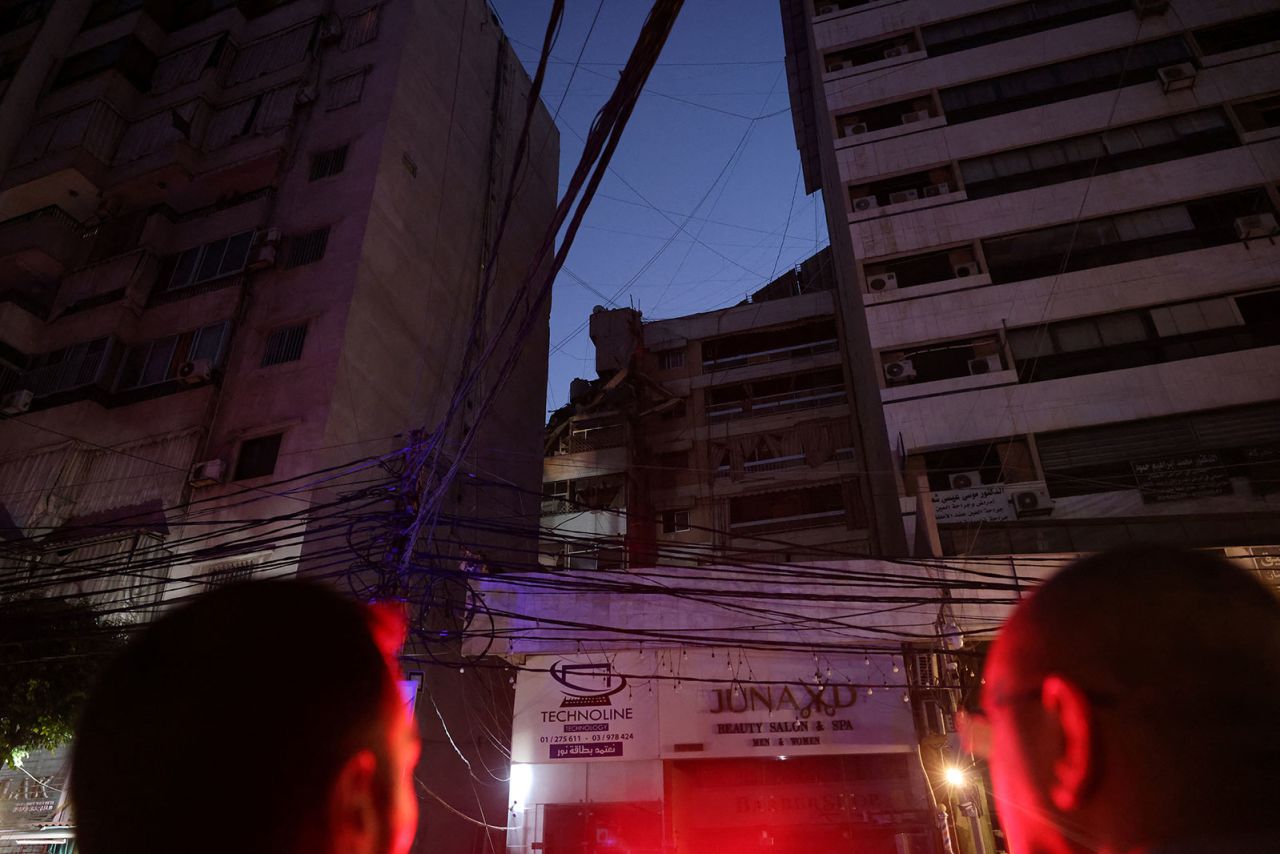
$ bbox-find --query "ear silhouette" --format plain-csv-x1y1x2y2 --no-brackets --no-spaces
330,749,381,854
1041,675,1095,812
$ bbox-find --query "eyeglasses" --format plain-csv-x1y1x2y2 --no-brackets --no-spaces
957,680,1118,760
956,686,1042,760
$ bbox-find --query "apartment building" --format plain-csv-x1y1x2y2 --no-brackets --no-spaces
0,0,557,848
541,250,905,568
782,0,1280,556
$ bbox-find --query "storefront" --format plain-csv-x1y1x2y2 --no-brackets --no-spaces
508,648,940,854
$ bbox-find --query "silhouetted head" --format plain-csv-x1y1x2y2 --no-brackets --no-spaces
71,580,420,854
977,545,1280,854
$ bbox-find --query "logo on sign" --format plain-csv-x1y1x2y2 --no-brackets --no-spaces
550,661,627,708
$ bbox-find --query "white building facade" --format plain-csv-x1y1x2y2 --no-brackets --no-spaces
781,0,1280,555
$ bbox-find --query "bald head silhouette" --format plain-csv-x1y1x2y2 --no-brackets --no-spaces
982,545,1280,854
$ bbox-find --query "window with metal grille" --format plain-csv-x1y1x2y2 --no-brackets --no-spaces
309,144,348,181
234,433,283,481
285,227,330,268
326,69,367,110
262,323,307,366
342,5,380,50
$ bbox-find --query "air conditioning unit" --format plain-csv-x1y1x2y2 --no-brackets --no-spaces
0,389,34,415
1157,63,1197,93
1132,0,1169,17
920,698,953,736
888,189,920,205
883,358,916,382
884,45,911,59
1234,213,1278,240
1011,486,1055,516
189,459,226,487
901,109,931,124
867,271,898,292
852,194,879,212
922,181,951,197
248,228,281,270
953,261,981,278
949,470,983,490
177,359,213,384
318,15,343,42
826,58,852,73
967,355,1001,375
839,119,869,136
913,653,939,685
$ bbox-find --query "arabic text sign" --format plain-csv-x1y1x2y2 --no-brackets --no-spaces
930,486,1012,523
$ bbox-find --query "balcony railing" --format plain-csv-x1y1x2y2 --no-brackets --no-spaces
707,384,846,423
702,338,838,373
21,338,119,398
552,422,627,455
728,508,847,535
13,101,127,168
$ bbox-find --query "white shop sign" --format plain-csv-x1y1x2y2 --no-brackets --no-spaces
511,652,660,763
930,485,1013,524
659,649,916,758
511,649,916,764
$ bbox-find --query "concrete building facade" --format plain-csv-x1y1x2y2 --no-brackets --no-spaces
782,0,1280,555
542,250,900,568
0,0,557,849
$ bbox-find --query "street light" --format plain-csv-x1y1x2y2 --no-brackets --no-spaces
943,765,968,788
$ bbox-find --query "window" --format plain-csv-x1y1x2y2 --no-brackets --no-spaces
168,231,254,290
960,109,1237,200
1037,403,1280,498
850,166,956,209
706,367,846,421
262,323,307,366
1192,10,1280,56
864,247,979,292
824,33,918,74
342,5,381,50
922,0,1130,57
327,69,367,110
309,145,348,181
116,322,230,390
939,37,1193,125
701,319,838,372
883,336,1003,385
834,96,934,137
661,509,690,534
656,348,685,370
23,337,113,396
1007,292,1278,383
983,189,1275,285
234,433,283,481
728,483,855,531
285,227,330,268
910,438,1037,494
1233,95,1280,134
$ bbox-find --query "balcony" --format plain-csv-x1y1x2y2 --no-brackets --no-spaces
0,206,87,282
21,337,120,399
5,101,126,192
